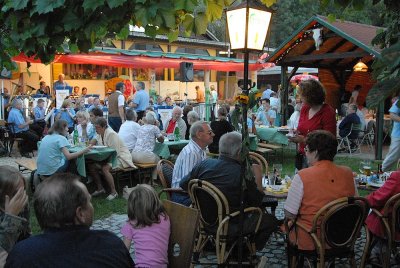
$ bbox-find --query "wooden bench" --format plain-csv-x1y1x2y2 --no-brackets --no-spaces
258,142,284,163
111,166,137,194
14,158,37,175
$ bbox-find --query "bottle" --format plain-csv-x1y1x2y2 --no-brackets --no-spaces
73,126,79,145
174,127,180,141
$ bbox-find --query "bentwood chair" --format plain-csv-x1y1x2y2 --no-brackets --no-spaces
360,193,400,267
286,196,369,268
156,159,187,200
188,179,262,266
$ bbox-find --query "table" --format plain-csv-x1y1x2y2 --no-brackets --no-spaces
153,140,189,159
69,146,117,177
256,126,289,145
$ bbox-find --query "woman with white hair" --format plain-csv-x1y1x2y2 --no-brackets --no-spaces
131,111,164,181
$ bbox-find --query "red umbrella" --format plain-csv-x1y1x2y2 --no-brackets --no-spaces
290,74,319,82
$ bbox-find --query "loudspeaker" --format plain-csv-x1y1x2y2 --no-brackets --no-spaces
180,62,194,82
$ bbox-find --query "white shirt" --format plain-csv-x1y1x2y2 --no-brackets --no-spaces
118,120,140,151
270,96,280,113
172,140,206,188
133,124,162,152
211,90,218,104
116,90,125,107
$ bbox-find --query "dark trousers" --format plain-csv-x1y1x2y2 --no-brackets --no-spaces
29,122,44,137
15,130,39,153
108,117,122,132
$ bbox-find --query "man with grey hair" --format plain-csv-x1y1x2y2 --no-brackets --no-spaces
164,106,187,139
5,173,134,267
171,121,214,206
108,82,126,132
118,109,140,151
53,73,69,90
7,98,40,157
131,81,149,121
180,132,279,250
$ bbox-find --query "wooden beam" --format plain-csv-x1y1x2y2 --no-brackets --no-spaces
283,51,370,62
314,38,347,66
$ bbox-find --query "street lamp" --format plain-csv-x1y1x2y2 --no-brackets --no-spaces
226,0,273,265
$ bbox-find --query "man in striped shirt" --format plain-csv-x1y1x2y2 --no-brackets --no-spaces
171,121,214,206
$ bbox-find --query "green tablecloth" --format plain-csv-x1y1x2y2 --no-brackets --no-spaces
256,126,288,145
153,140,190,159
69,146,117,177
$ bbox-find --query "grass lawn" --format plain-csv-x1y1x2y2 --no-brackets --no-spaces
29,149,380,234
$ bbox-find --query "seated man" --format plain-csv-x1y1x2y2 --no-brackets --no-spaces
7,98,39,157
338,104,361,151
255,98,276,127
88,97,103,112
5,173,134,268
171,121,214,206
118,109,140,152
180,132,279,250
164,106,187,140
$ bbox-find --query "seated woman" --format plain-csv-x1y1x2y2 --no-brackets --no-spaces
131,112,164,182
0,166,30,266
284,130,356,250
75,110,95,142
365,170,400,258
89,117,135,201
55,99,76,133
209,107,233,154
7,98,40,157
36,120,91,177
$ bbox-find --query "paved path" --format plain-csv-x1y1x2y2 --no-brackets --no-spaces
90,202,370,267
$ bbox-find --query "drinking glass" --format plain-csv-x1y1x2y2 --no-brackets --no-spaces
272,164,283,185
359,160,371,176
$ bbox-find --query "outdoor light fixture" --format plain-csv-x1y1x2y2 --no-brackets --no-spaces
226,1,274,265
353,60,368,72
226,0,273,51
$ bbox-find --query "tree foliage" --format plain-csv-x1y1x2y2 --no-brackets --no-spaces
0,0,241,68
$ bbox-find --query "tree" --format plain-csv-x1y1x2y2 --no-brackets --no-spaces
0,0,247,69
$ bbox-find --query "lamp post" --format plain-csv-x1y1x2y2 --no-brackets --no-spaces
226,0,273,265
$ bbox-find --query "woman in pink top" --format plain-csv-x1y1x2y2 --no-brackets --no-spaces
121,184,170,267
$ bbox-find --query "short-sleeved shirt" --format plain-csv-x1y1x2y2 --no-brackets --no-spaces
55,108,76,128
87,104,103,112
172,140,206,188
8,108,28,133
34,106,45,121
256,109,276,126
261,88,273,99
121,215,170,268
37,134,69,175
211,90,218,104
53,81,70,90
77,123,95,140
132,124,161,152
133,90,150,112
118,120,140,151
389,100,400,138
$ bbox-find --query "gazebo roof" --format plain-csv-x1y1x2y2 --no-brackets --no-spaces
266,15,382,69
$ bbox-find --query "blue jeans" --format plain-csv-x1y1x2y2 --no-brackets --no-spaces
108,117,122,132
171,193,191,207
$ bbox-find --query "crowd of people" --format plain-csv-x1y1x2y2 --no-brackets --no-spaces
1,75,400,266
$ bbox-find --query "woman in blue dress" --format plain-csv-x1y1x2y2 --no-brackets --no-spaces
55,99,76,133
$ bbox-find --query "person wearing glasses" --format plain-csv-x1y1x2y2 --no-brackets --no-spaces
284,130,356,250
171,121,214,206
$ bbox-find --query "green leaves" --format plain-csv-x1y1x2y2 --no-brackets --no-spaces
32,0,64,15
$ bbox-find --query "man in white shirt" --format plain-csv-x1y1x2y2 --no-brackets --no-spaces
171,121,214,206
118,109,140,151
210,85,218,120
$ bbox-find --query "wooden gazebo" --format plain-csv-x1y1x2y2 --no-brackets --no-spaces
266,15,385,159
